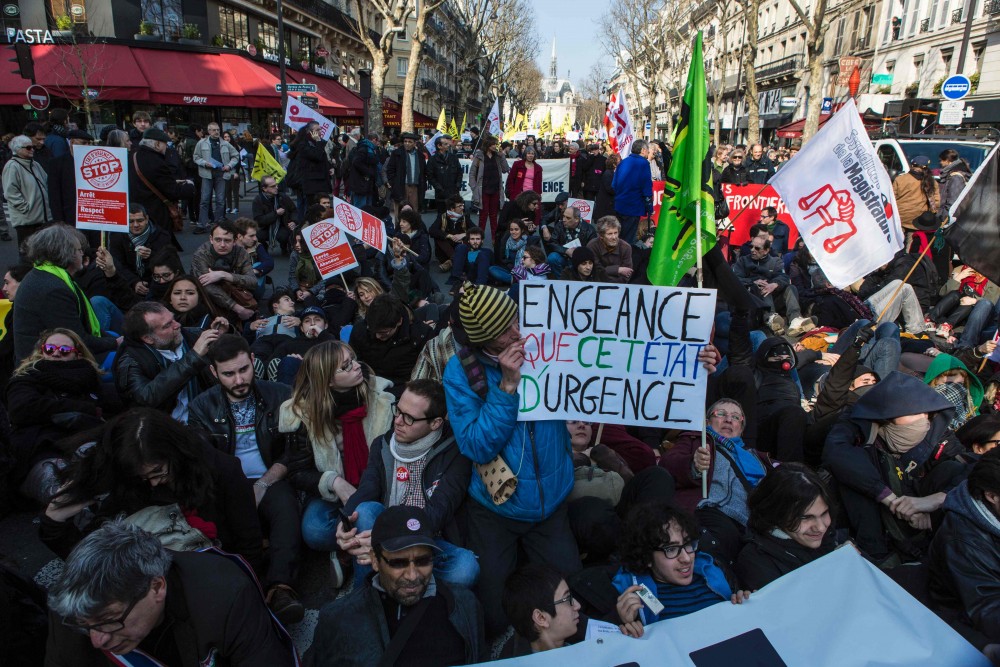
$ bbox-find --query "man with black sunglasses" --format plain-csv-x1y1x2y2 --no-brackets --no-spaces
309,505,485,666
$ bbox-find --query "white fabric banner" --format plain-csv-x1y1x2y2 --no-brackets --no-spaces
425,158,571,203
603,90,635,158
481,547,989,667
769,99,904,288
283,96,335,141
487,99,502,138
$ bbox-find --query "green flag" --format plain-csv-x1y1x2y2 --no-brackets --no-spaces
648,32,715,287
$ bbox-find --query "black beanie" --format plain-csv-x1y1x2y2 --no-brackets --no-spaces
571,246,596,270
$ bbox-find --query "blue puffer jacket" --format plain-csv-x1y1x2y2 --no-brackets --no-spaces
611,153,653,216
443,352,573,522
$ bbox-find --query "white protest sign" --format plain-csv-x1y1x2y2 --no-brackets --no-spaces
517,281,717,428
770,99,903,288
480,547,989,667
330,196,388,253
426,158,570,203
284,96,335,140
74,145,129,233
566,198,595,222
302,220,358,279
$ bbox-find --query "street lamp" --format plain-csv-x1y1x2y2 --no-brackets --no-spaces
358,68,372,136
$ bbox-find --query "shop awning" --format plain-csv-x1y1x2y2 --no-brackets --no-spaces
0,44,150,104
132,49,247,107
285,70,363,119
776,111,880,138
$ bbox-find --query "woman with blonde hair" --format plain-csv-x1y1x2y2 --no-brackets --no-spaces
353,277,384,320
279,340,393,566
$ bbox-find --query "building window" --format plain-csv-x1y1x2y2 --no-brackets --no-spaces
833,16,845,54
259,22,292,60
218,5,249,49
141,0,183,38
913,54,924,81
973,41,985,73
941,47,953,76
397,57,408,76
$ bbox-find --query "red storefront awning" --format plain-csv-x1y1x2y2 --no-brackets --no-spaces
0,44,150,104
775,114,833,139
132,49,246,107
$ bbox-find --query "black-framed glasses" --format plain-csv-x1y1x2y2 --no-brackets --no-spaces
137,463,169,484
660,539,699,559
377,550,434,569
554,592,575,607
391,403,436,426
64,593,143,636
151,272,176,283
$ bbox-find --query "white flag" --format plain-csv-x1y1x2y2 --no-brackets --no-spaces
284,96,335,141
769,99,904,288
602,91,635,158
486,99,502,138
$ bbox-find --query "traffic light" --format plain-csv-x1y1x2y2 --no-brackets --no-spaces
9,43,34,82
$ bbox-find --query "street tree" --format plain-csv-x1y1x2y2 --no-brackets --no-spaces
504,58,543,120
577,61,614,131
479,0,540,117
401,0,446,132
788,0,831,141
350,0,414,137
737,0,762,145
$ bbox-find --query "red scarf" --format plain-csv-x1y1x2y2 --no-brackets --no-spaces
340,405,369,486
182,508,218,540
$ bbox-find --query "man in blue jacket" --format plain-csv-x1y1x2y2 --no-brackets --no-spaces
443,283,581,637
611,140,653,245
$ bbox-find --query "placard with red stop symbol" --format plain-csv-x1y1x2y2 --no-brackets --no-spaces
73,144,130,233
302,219,359,279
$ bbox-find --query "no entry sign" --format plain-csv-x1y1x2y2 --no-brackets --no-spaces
26,84,49,111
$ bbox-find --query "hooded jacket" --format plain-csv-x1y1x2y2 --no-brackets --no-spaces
753,337,801,419
925,353,985,411
928,480,1000,641
939,159,972,219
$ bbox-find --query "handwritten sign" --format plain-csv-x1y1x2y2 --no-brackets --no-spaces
517,281,717,428
426,158,570,203
74,145,128,233
302,220,358,279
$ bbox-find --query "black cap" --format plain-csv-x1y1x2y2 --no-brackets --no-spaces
300,305,328,322
400,131,419,141
142,128,170,143
555,192,570,204
910,155,931,167
371,505,440,553
67,129,93,141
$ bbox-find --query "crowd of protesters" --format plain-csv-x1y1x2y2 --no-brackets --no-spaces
0,108,999,667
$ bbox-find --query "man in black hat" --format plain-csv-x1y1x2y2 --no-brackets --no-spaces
386,131,427,219
48,128,94,226
307,505,486,667
129,127,194,236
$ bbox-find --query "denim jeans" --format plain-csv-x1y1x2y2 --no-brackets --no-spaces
351,193,372,209
958,298,1000,350
352,501,479,588
199,175,226,226
617,214,640,244
488,265,513,284
89,295,124,335
546,252,567,275
831,319,901,381
301,497,342,552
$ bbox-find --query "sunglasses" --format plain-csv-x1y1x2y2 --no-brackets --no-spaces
42,343,77,356
377,551,434,569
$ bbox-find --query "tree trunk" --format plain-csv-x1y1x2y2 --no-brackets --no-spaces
801,45,825,141
369,53,388,137
742,2,760,145
402,41,423,132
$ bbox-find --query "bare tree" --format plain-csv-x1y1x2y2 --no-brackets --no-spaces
448,0,501,120
479,0,539,111
505,59,542,120
350,0,414,137
576,61,613,131
49,24,111,131
401,0,446,132
788,0,831,141
738,0,762,145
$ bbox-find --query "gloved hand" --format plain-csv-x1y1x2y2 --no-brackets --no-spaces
853,325,875,349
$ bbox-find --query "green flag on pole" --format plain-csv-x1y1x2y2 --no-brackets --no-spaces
647,32,716,287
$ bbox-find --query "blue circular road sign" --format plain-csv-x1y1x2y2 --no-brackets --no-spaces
942,75,971,101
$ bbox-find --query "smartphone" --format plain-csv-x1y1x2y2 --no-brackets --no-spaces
337,508,353,528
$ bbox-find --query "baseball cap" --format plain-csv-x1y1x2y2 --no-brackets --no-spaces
300,306,328,322
910,155,932,167
371,505,441,553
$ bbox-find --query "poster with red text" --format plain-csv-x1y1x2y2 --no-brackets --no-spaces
74,145,129,233
303,219,358,279
565,198,594,223
331,196,388,253
721,183,800,248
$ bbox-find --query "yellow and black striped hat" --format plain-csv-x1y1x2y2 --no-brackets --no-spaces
458,282,517,344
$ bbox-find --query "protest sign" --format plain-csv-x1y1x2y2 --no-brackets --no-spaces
284,96,335,140
302,219,358,279
479,547,989,667
722,183,799,247
330,196,387,253
427,158,571,203
517,281,717,428
651,180,666,221
74,145,129,233
566,198,594,222
770,99,903,288
603,90,635,157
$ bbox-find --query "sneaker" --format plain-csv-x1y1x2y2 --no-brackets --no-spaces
266,584,304,625
787,316,815,336
936,323,953,338
766,312,786,336
439,259,453,272
330,552,345,588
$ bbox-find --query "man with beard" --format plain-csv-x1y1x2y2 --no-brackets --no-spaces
188,335,304,625
307,505,485,667
191,220,258,322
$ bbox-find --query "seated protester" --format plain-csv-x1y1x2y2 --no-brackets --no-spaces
307,505,486,667
252,173,297,252
660,398,774,565
886,239,941,314
489,218,529,285
750,337,809,462
109,203,174,298
318,276,360,335
736,223,772,261
428,194,468,270
809,269,875,331
114,302,225,422
629,231,655,286
350,294,435,396
496,190,541,258
40,409,262,569
188,335,304,625
146,246,185,301
611,502,749,637
853,269,931,336
280,341,393,557
955,413,1000,462
733,235,812,336
928,449,1000,647
335,379,477,588
190,221,258,323
161,274,227,330
7,329,114,505
262,306,336,383
75,245,143,328
44,521,297,667
736,463,842,590
287,226,319,295
586,216,633,284
500,564,583,658
249,289,300,365
352,277,386,327
449,226,494,286
510,245,551,297
387,209,434,301
560,246,609,283
823,371,969,565
926,353,984,431
234,217,274,300
541,191,570,228
828,318,902,384
927,265,988,341
540,205,598,275
760,206,790,256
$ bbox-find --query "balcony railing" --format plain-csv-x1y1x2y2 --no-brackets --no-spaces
988,0,1000,15
953,7,963,23
754,54,803,80
919,18,930,32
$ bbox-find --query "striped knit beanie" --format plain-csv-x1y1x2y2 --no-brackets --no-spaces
458,282,518,344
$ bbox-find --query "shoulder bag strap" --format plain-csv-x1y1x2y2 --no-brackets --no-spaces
15,159,50,223
377,596,432,667
132,153,171,206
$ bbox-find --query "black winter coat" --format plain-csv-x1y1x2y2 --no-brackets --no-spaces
108,224,174,287
251,192,296,232
129,145,194,232
347,140,379,196
888,249,940,311
720,163,750,186
113,327,215,412
736,529,840,590
287,139,331,196
385,147,427,203
46,152,76,225
583,153,607,194
349,316,435,388
593,166,617,221
427,151,463,198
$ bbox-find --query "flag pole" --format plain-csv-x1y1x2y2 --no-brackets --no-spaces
696,198,709,499
875,235,935,323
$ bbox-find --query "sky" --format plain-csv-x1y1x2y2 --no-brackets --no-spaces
530,0,606,90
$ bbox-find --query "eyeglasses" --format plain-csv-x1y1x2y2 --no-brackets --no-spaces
391,403,436,426
151,272,175,283
377,551,434,569
336,357,358,373
554,592,575,607
42,343,78,357
64,593,143,636
709,409,744,423
137,463,169,484
660,539,699,559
